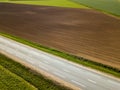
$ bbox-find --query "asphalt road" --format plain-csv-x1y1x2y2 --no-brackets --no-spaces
0,36,120,90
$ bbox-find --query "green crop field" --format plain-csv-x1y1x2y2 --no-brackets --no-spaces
0,0,88,8
0,0,8,1
0,65,37,90
71,0,120,16
0,54,69,90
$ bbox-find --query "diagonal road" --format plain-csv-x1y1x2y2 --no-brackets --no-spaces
0,36,120,90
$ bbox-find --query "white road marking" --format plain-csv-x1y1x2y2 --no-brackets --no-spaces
39,65,48,71
71,80,86,87
63,69,70,72
107,80,119,85
29,61,34,64
70,66,82,72
27,59,34,64
43,61,49,64
88,79,96,84
53,72,65,78
38,61,43,65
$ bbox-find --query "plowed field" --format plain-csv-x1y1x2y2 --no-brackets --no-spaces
0,3,120,69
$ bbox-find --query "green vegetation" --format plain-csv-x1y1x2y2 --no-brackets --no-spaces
0,0,8,1
71,0,120,16
0,32,120,78
0,53,69,90
0,65,37,90
0,0,88,8
0,0,9,2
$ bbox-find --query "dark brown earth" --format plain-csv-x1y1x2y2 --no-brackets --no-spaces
0,3,120,69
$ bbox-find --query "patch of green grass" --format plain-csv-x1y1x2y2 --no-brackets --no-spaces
0,32,120,79
0,65,37,90
71,0,120,16
0,0,8,1
1,0,88,8
0,0,9,2
0,53,69,90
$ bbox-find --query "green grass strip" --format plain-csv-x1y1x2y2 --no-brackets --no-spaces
0,65,37,90
0,32,120,79
0,53,69,90
70,0,120,17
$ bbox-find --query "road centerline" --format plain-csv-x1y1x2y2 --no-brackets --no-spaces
71,80,86,88
88,79,96,84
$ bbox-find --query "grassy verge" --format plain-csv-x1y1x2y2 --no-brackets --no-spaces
70,0,120,17
0,32,120,79
0,0,88,9
0,53,69,90
0,65,37,90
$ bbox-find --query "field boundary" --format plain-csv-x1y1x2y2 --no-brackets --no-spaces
0,32,120,79
0,0,89,9
70,0,120,18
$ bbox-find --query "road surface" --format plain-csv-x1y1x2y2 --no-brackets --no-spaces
0,36,120,90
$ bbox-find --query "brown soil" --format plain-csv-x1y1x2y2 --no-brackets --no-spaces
0,3,120,69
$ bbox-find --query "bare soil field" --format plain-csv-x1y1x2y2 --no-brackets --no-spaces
0,3,120,69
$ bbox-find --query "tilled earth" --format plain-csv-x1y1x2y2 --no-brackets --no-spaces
0,3,120,69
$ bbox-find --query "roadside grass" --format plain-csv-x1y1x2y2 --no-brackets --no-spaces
0,65,37,90
70,0,120,16
0,0,88,8
0,53,70,90
0,32,120,78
